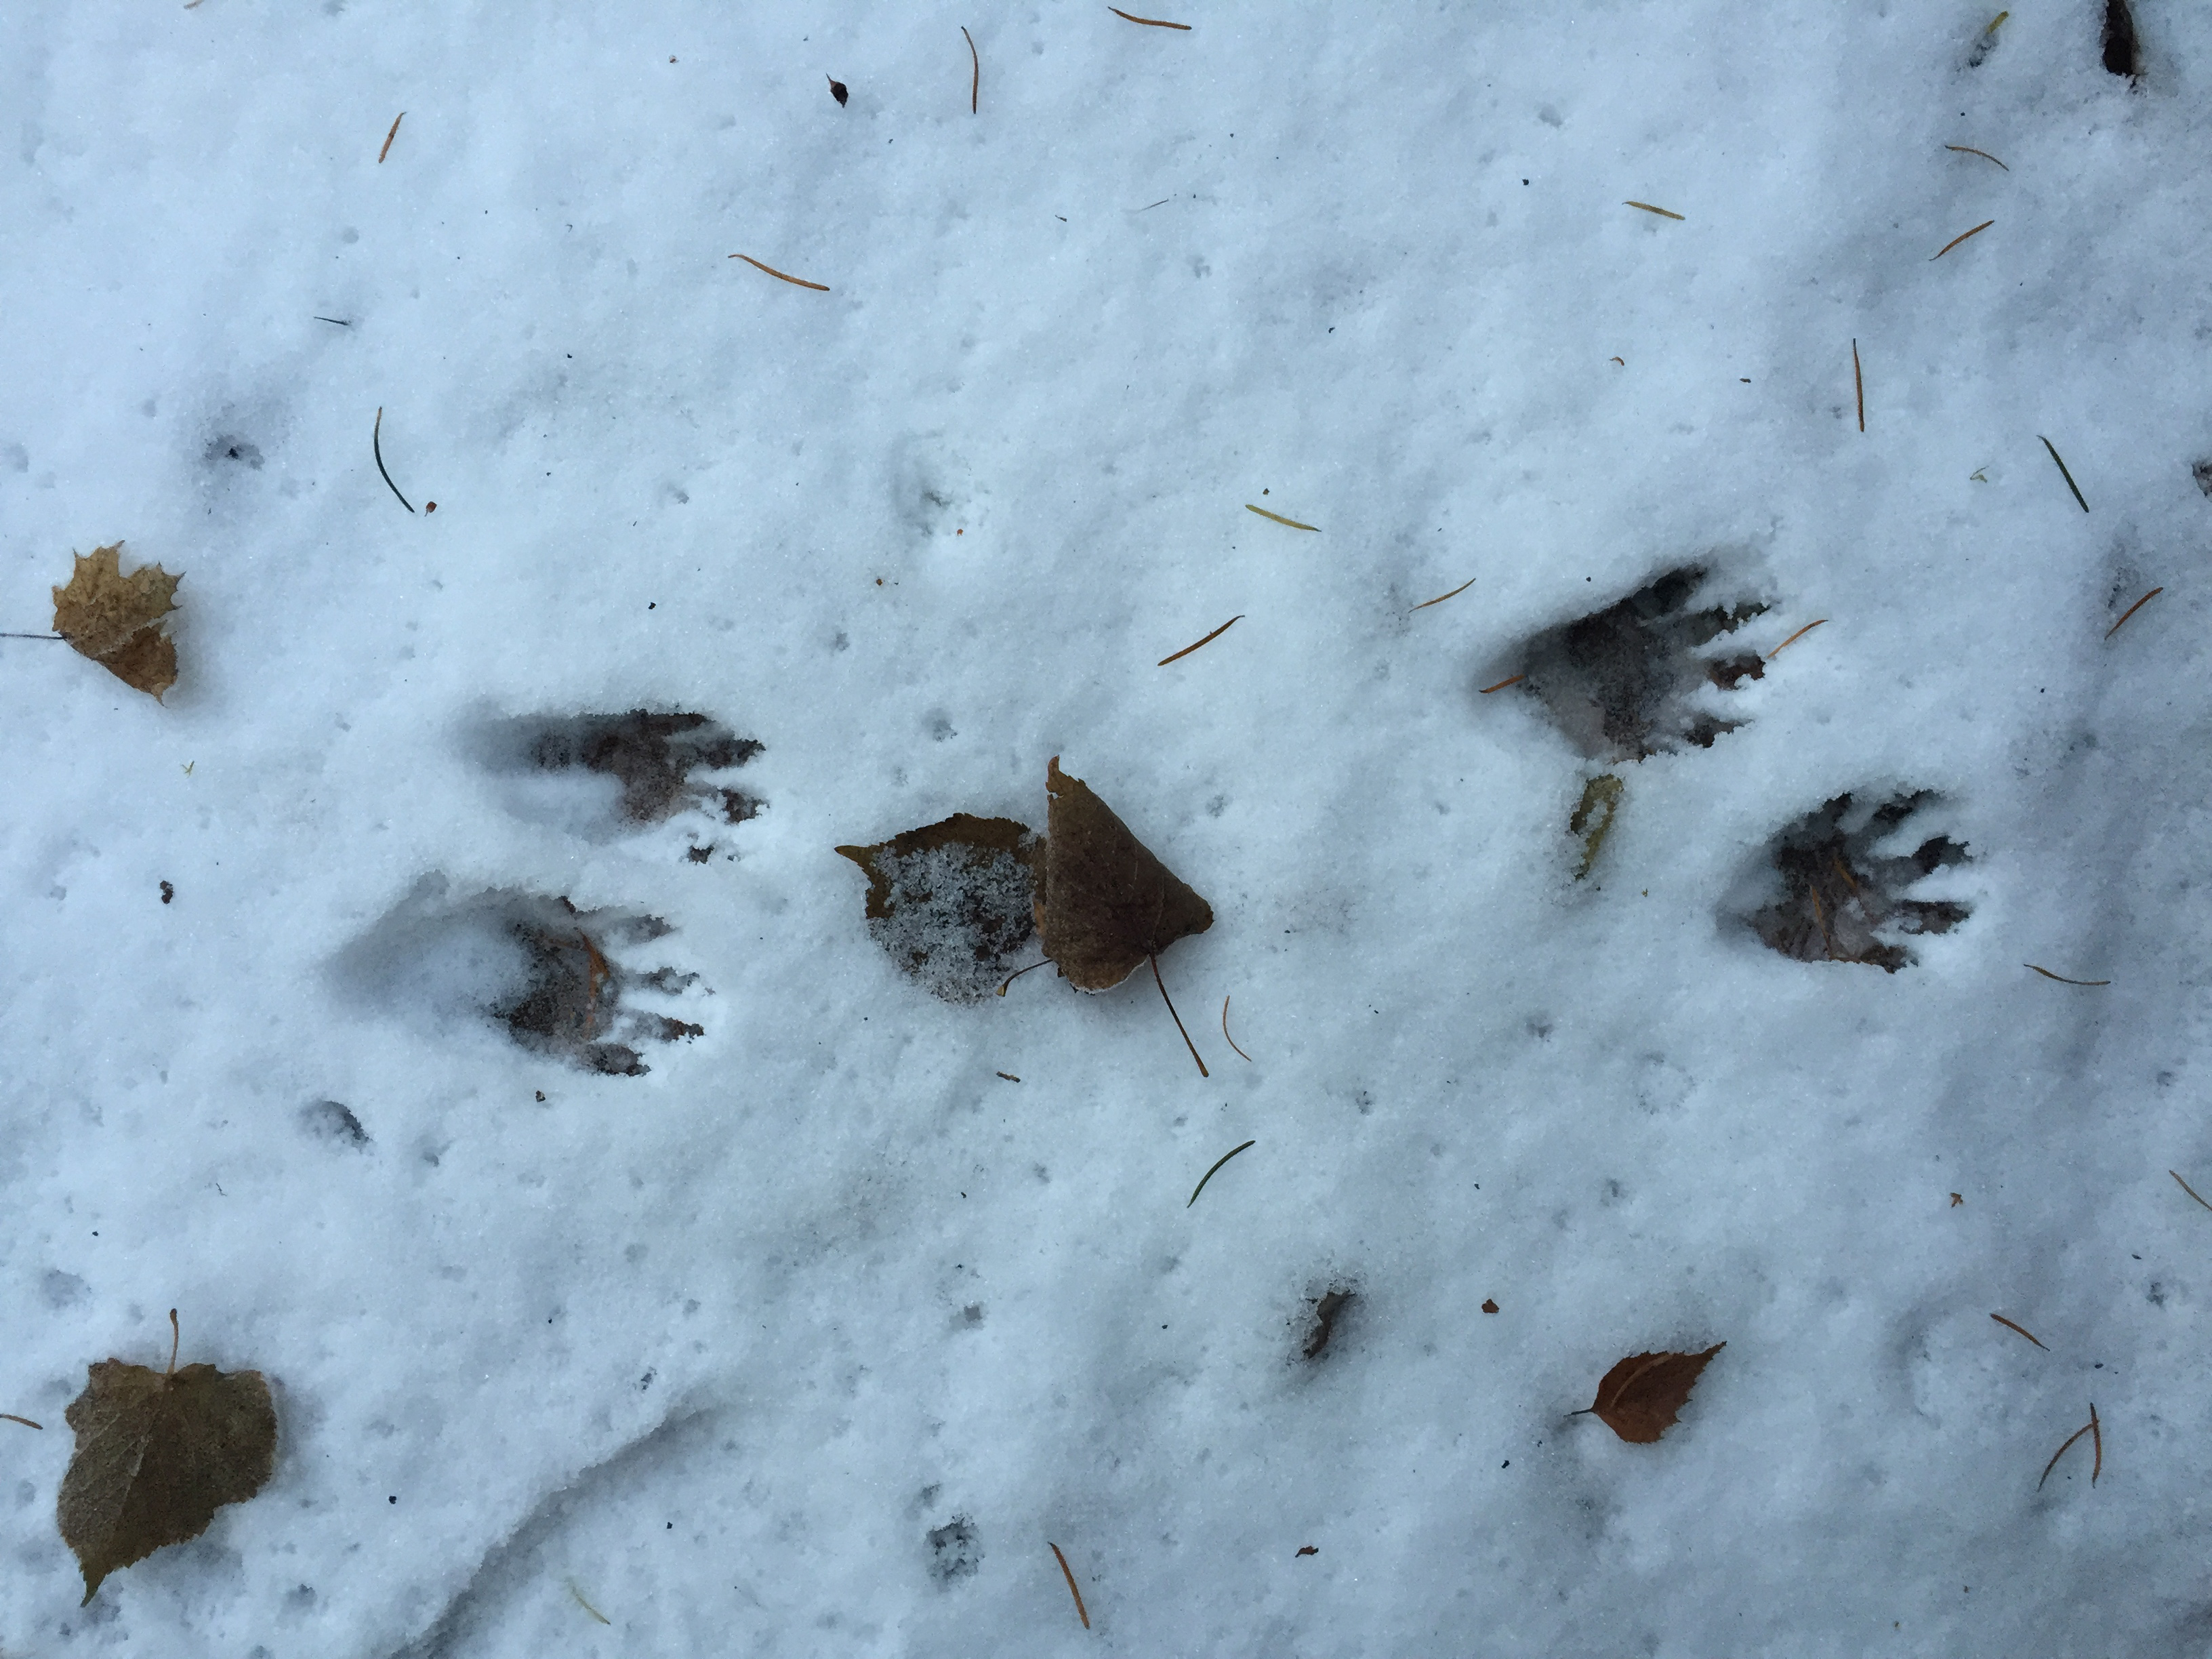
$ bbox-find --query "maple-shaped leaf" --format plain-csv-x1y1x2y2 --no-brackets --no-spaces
52,542,182,700
1578,1343,1724,1443
1036,756,1212,991
836,813,1040,1002
57,1318,276,1603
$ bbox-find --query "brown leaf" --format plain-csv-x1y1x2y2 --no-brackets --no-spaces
1036,756,1212,991
1580,1343,1724,1443
836,814,1040,1002
51,543,181,700
827,75,849,105
58,1324,276,1603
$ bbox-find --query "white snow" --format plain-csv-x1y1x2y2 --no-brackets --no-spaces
5,1,2211,1653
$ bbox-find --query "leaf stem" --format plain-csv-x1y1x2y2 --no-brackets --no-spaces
1151,954,1207,1077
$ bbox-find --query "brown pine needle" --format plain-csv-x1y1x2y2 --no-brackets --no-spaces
1990,1313,2047,1349
1624,201,1685,220
373,407,417,513
1410,576,1476,612
1478,672,1526,694
2025,963,2110,986
2169,1170,2212,1212
1767,618,1827,659
2105,587,2163,639
1931,219,1995,260
1158,614,1242,665
1222,995,1253,1062
2039,1418,2095,1490
0,1414,41,1430
2039,436,2089,512
1188,1139,1256,1207
729,253,830,291
1109,5,1191,26
1151,954,1208,1078
1852,339,1864,432
2091,1401,2102,1483
1945,144,2010,170
379,112,404,163
567,1581,612,1625
1245,503,1319,531
1048,1542,1091,1628
962,26,979,113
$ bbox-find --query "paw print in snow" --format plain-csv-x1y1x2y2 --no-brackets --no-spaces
1742,791,1972,972
1511,566,1768,762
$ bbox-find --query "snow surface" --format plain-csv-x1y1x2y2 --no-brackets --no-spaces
5,1,2212,1654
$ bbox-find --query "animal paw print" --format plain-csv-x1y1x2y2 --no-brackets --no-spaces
1511,566,1768,762
480,710,764,853
1742,791,1971,972
339,879,703,1075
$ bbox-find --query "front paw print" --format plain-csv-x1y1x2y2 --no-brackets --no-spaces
1510,565,1769,762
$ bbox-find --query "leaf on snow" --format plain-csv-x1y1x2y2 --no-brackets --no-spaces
836,813,1040,1002
52,542,182,700
1579,1343,1724,1443
1037,756,1212,991
58,1326,276,1603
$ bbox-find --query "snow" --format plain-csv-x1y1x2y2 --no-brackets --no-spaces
4,1,2211,1653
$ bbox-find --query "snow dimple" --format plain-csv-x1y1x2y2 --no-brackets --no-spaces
1742,792,1972,972
924,1514,981,1585
1513,567,1768,762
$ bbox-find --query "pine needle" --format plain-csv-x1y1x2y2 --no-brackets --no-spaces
1188,1139,1256,1207
1158,614,1242,665
962,26,979,113
1410,577,1476,612
1767,618,1827,659
2039,1418,2094,1490
996,1071,1021,1082
1945,144,2009,170
1221,994,1253,1062
1048,1542,1091,1628
2169,1170,2212,1213
1931,219,1995,260
1624,201,1685,220
1477,672,1526,694
1109,5,1191,26
2091,1401,2102,1483
1990,1313,2047,1349
0,1414,41,1430
1852,339,1864,432
373,407,417,514
2039,436,2089,512
729,253,830,291
378,112,404,163
1245,504,1319,531
2025,963,2110,986
2105,587,2160,639
567,1580,612,1625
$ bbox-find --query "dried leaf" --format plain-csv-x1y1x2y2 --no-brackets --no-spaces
836,814,1040,1002
58,1322,276,1603
1570,775,1623,879
1580,1343,1723,1443
1037,756,1212,991
52,543,181,699
827,75,849,105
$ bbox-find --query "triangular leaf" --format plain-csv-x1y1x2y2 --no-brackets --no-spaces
1037,756,1212,991
52,542,182,700
1582,1343,1723,1443
58,1324,276,1602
